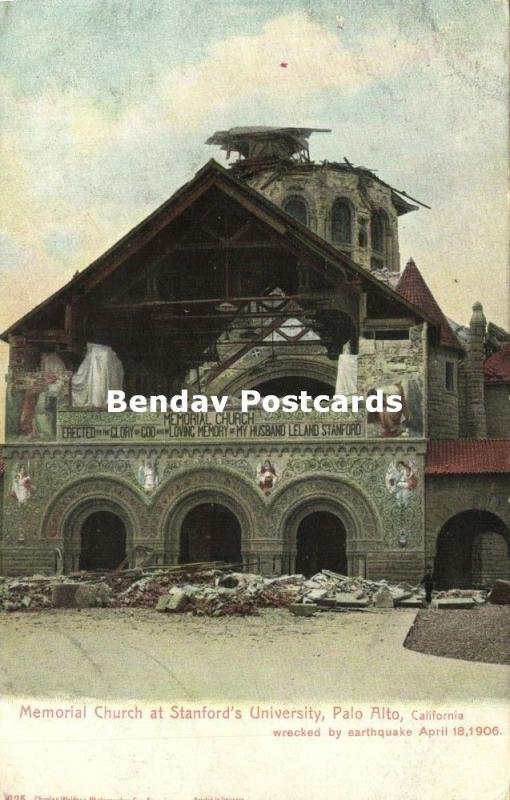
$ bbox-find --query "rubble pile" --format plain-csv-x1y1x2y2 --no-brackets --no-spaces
0,565,489,614
0,564,239,613
153,570,420,615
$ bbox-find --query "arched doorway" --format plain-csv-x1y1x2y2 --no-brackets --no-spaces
79,510,127,571
179,503,242,565
295,511,347,578
435,510,510,589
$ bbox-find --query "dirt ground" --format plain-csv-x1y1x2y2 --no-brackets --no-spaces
2,607,509,702
405,605,510,665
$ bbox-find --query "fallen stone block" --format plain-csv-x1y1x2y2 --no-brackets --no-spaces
436,598,476,609
166,589,188,612
488,580,510,605
334,593,370,608
395,596,424,608
315,597,337,608
373,587,394,608
306,588,329,601
155,596,170,612
75,582,112,609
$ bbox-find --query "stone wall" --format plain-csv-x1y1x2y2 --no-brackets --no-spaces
472,532,510,586
427,346,460,439
485,385,510,439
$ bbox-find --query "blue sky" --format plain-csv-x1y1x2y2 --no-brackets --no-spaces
0,0,508,343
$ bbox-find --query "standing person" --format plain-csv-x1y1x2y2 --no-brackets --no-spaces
421,564,434,605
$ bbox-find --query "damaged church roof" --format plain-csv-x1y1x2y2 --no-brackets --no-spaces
206,126,331,160
206,126,423,215
1,159,438,341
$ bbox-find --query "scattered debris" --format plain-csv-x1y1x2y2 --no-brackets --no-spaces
0,565,490,616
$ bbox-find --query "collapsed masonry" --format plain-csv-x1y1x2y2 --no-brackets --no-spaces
1,565,501,615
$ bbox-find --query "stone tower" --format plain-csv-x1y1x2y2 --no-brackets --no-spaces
466,301,488,439
206,126,418,281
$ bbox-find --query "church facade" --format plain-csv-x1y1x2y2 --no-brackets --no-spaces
1,127,509,586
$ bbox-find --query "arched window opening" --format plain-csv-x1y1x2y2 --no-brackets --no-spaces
370,210,388,270
331,200,352,244
371,211,385,253
283,196,308,226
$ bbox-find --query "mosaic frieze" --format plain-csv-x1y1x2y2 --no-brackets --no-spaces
1,443,424,550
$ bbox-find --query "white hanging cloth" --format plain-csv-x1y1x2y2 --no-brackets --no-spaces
71,343,124,407
335,341,358,396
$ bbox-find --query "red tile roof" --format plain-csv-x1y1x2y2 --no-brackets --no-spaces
484,346,510,384
426,440,510,475
397,259,463,350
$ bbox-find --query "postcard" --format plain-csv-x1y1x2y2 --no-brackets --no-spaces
0,1,509,798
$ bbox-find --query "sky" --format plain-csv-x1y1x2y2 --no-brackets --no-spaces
0,0,508,423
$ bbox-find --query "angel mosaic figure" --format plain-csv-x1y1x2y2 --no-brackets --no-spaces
10,464,35,505
258,458,279,496
137,458,160,492
385,459,418,508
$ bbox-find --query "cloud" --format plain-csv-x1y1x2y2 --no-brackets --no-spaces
114,13,420,142
1,12,421,159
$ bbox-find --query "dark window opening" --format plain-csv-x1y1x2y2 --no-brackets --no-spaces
445,361,456,392
371,211,385,254
295,512,347,578
368,329,410,340
79,511,126,571
331,200,352,244
283,196,308,226
180,503,242,565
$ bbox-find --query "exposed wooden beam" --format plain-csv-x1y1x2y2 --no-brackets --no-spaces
170,240,283,251
363,317,416,328
84,176,217,292
98,292,331,310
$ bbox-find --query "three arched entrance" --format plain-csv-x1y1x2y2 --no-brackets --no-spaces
51,472,380,577
435,510,510,589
